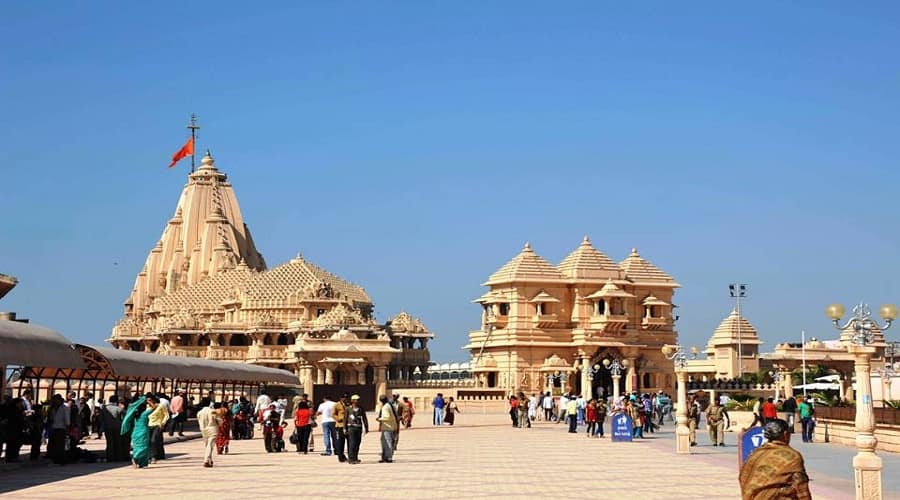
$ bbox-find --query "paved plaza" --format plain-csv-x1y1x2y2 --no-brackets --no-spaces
1,414,898,499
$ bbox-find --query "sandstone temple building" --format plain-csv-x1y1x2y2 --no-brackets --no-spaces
109,152,432,398
465,238,680,398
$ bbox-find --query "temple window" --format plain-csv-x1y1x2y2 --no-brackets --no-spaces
498,303,509,316
276,333,289,345
642,373,652,388
595,300,606,316
537,303,546,315
229,334,248,346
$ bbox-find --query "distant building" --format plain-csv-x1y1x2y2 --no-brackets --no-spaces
465,238,679,398
109,152,431,397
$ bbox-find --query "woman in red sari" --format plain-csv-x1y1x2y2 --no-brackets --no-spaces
216,406,233,455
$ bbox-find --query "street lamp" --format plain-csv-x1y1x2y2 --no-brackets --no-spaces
545,371,565,395
769,370,782,400
880,341,899,405
602,358,629,403
662,344,698,454
827,301,897,500
729,283,748,378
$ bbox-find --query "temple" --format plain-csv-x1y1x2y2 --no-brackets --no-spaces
109,152,432,397
465,238,680,398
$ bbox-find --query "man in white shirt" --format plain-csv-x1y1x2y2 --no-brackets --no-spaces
541,392,554,421
557,394,569,424
316,396,337,456
254,392,271,428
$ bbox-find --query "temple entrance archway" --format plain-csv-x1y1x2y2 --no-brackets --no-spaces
590,349,626,400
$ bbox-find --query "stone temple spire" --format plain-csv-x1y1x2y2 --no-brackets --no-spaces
123,152,266,316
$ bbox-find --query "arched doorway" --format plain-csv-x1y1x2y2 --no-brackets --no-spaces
591,351,627,400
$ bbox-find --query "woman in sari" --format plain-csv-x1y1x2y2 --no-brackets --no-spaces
120,396,151,468
217,405,232,455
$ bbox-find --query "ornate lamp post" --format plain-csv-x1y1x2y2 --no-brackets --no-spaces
662,344,697,454
827,302,897,500
602,358,629,402
769,370,782,400
545,371,564,395
882,342,899,405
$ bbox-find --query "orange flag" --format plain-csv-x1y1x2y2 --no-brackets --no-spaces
168,137,194,168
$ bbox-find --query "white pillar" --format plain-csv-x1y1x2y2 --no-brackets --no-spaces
849,345,881,499
675,369,690,454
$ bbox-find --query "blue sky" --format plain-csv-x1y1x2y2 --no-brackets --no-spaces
2,2,900,361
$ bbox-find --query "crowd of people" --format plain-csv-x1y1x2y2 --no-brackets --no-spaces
503,390,675,438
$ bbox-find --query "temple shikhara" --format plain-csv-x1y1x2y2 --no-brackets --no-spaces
465,238,680,398
109,152,432,397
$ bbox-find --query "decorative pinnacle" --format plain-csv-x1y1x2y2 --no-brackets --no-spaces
583,235,591,244
630,248,639,256
524,242,532,251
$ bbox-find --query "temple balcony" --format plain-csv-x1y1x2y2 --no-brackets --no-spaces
207,346,248,361
641,317,669,330
394,349,430,365
486,314,508,328
589,313,629,332
532,313,558,328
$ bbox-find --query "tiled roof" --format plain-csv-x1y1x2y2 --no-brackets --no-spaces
618,248,678,285
529,291,561,303
585,280,635,299
485,242,564,285
242,256,370,304
313,303,372,327
151,266,255,313
389,311,431,334
710,309,760,342
557,236,621,280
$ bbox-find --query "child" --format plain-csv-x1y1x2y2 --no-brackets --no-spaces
263,404,286,452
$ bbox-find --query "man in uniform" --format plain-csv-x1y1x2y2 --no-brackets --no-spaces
333,393,350,462
739,419,812,499
706,398,730,446
687,396,700,446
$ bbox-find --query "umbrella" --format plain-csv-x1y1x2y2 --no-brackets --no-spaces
793,382,839,390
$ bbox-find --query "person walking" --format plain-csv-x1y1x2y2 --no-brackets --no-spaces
798,397,815,443
557,393,569,424
445,397,461,426
508,395,519,428
706,399,730,446
595,399,607,438
293,401,312,454
542,392,554,421
100,395,126,462
687,397,700,446
432,393,445,426
390,393,405,450
739,419,812,499
121,395,152,469
585,399,597,437
566,396,578,433
376,395,399,463
146,395,168,463
781,395,797,433
316,396,337,456
761,398,778,424
168,389,186,437
197,404,222,468
516,392,529,428
333,393,350,462
47,394,69,465
345,395,368,464
401,396,415,428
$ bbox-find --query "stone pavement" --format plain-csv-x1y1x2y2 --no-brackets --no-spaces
0,414,896,499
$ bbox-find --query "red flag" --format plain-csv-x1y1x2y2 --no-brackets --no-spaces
168,137,194,168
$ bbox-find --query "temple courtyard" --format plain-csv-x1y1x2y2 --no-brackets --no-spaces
1,414,898,499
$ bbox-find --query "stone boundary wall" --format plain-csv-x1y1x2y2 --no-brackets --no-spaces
815,419,900,453
386,386,508,414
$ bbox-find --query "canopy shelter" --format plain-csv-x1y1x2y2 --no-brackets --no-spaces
0,320,86,369
10,342,297,402
793,382,840,391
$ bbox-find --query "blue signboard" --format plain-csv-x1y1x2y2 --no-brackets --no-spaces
611,413,633,442
740,427,766,466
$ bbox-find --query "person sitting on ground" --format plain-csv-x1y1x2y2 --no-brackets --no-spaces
739,418,812,500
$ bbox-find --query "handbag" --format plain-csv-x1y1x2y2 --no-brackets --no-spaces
289,429,299,445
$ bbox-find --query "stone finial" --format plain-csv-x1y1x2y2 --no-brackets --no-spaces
523,242,532,251
630,248,639,257
583,235,591,244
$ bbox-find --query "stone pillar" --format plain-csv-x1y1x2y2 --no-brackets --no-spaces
316,367,325,385
325,366,334,385
777,370,792,401
300,365,314,397
356,366,367,385
374,365,388,398
612,374,621,403
625,358,636,393
675,368,691,454
848,345,881,499
580,354,591,399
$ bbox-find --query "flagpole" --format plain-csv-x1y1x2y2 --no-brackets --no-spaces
187,114,200,173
